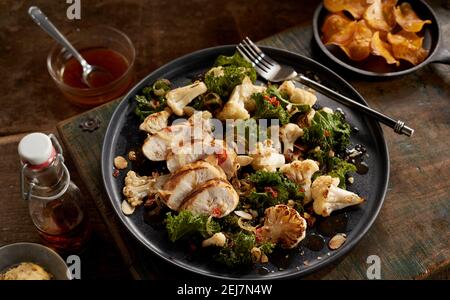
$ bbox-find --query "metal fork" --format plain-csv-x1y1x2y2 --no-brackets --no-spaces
237,37,414,137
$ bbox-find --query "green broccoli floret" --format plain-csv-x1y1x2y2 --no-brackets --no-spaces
302,110,351,154
204,52,257,99
165,211,220,242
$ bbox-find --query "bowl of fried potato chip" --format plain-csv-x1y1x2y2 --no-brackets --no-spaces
313,0,449,77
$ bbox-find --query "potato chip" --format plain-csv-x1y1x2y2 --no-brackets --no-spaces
387,30,428,65
340,20,373,61
388,30,423,47
394,2,432,32
322,13,357,45
371,31,399,65
324,0,368,19
364,0,397,32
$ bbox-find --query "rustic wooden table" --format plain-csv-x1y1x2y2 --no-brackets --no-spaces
0,0,321,280
1,0,449,279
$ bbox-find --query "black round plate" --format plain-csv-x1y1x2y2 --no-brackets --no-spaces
102,45,389,279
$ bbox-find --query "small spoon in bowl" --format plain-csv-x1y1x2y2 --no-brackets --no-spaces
28,6,114,88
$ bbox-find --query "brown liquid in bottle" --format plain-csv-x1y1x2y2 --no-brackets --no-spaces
36,198,91,253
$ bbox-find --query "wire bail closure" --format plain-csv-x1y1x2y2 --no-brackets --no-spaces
20,134,71,201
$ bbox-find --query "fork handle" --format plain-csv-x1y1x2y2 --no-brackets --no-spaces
296,75,414,137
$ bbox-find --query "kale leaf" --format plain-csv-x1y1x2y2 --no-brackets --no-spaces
165,211,220,242
214,52,254,68
134,79,171,121
309,149,356,189
302,110,351,153
259,242,276,256
215,232,255,268
204,52,257,99
252,92,290,125
245,171,304,212
327,157,356,189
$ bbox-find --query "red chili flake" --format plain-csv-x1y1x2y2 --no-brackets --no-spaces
263,95,280,107
216,150,228,165
264,186,278,198
299,187,305,193
324,130,331,137
255,228,263,243
212,207,222,217
112,169,120,177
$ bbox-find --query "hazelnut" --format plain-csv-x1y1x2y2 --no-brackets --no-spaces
128,151,137,161
114,156,128,170
260,254,269,264
121,200,135,215
328,233,347,250
251,247,262,262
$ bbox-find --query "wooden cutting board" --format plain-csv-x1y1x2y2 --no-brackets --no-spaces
57,23,450,279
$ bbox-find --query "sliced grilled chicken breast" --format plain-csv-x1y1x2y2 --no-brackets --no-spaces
142,123,193,161
160,160,226,210
166,138,215,173
142,115,214,162
180,179,239,218
212,140,238,179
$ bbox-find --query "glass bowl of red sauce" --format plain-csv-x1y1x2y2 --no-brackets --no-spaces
47,25,135,107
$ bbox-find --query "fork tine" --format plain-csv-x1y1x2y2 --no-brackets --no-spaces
250,61,271,80
237,44,271,78
236,43,256,65
241,39,273,70
237,43,271,73
236,45,253,65
244,37,279,66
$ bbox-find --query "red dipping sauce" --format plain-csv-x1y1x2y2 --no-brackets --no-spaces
47,26,135,107
62,47,129,89
53,46,135,107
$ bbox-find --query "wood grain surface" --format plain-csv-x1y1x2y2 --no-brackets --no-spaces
0,0,318,280
1,0,449,280
56,19,449,280
0,0,319,136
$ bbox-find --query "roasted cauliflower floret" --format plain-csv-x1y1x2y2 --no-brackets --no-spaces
279,80,317,106
279,159,320,204
217,76,264,120
280,123,304,157
123,171,154,207
202,232,227,247
256,204,307,249
139,108,171,134
250,140,285,172
311,175,364,217
166,81,207,116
